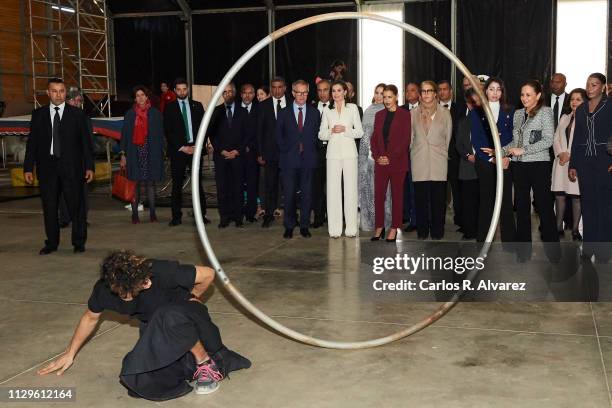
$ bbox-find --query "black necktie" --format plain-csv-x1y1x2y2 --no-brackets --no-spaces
553,96,559,129
276,99,282,118
443,104,449,109
226,105,232,126
321,103,327,117
52,106,61,158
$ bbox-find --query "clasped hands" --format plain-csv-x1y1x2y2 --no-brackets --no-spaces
179,146,195,155
376,156,390,166
221,149,239,160
331,124,346,134
479,147,511,170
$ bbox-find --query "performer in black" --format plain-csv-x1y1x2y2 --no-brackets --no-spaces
38,250,251,401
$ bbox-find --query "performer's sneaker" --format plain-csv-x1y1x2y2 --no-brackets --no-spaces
193,360,223,395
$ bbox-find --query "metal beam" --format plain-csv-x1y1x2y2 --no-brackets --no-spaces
267,2,275,81
192,7,266,15
450,0,457,92
175,0,191,20
111,11,182,18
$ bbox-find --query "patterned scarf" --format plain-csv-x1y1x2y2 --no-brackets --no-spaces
132,101,151,146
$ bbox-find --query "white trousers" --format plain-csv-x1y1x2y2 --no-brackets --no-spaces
326,157,358,237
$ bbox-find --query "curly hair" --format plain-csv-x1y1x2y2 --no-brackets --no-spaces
101,250,152,298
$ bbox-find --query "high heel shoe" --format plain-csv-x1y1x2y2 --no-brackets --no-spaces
386,228,398,242
131,215,140,224
370,228,385,241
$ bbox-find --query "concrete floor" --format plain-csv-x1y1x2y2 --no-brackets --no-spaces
1,192,611,407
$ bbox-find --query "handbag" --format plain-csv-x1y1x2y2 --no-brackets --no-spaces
112,169,136,202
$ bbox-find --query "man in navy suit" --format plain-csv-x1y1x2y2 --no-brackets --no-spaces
208,83,250,228
276,80,321,239
257,77,291,228
239,83,260,222
24,77,94,254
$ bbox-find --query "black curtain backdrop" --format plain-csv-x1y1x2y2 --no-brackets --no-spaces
608,0,612,81
457,0,553,105
404,0,452,85
274,6,357,102
114,17,186,99
192,12,269,90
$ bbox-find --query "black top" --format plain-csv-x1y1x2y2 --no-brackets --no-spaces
382,110,395,150
87,260,196,323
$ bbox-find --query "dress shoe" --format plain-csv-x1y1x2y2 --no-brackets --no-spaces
131,215,140,224
558,229,565,237
59,221,70,229
403,225,417,233
417,234,428,240
300,228,312,238
218,220,230,228
311,221,323,229
456,227,465,233
371,228,385,241
283,228,293,239
73,245,85,253
385,228,398,242
235,220,244,228
150,215,158,223
169,219,182,227
39,246,57,255
262,217,273,228
572,231,583,241
246,217,257,223
203,216,211,225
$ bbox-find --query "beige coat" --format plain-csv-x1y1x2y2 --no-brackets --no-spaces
551,113,580,195
410,105,452,181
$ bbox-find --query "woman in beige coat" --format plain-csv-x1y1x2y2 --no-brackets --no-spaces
410,80,452,239
319,80,364,238
551,88,586,241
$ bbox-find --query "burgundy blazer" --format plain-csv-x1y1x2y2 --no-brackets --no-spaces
371,107,412,173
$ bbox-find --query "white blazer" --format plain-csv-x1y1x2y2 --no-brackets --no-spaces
318,103,364,159
551,113,579,195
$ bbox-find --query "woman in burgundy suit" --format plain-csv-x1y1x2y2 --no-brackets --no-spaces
370,85,412,242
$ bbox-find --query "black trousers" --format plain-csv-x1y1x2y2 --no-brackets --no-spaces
475,160,516,242
214,156,243,222
460,178,479,238
242,149,259,219
170,152,207,222
262,160,279,218
281,167,313,229
447,157,462,227
512,161,559,242
311,154,327,225
120,301,222,401
59,184,90,225
413,180,447,239
39,161,87,248
578,162,612,260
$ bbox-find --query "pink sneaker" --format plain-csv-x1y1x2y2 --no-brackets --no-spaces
193,360,223,395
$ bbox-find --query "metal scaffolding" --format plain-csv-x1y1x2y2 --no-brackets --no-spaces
28,0,111,116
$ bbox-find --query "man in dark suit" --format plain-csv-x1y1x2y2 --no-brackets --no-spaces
209,83,250,228
547,73,571,130
164,77,210,226
311,79,331,228
24,77,94,254
438,79,463,231
400,82,420,232
239,83,259,222
276,80,321,239
257,76,291,228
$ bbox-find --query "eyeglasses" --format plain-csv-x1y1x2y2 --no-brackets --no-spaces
420,89,436,95
293,91,308,96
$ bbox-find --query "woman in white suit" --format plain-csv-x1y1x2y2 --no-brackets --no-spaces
551,88,586,241
319,80,364,238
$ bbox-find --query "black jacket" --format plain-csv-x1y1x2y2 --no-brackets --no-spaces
256,97,292,162
163,98,205,155
24,104,94,178
208,103,250,160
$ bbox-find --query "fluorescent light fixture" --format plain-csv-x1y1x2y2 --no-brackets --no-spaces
51,5,76,13
359,4,405,109
556,0,607,91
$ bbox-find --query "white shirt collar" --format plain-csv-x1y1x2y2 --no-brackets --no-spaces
50,102,66,112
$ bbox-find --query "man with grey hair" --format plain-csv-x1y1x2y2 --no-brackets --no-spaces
59,87,93,229
208,83,250,228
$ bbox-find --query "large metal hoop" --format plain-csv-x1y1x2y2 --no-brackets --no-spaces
192,12,504,349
